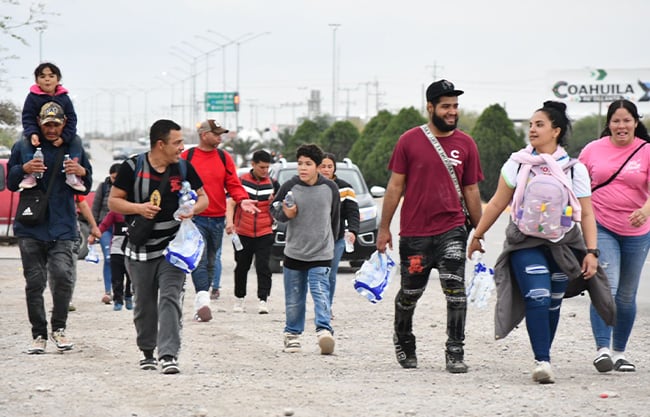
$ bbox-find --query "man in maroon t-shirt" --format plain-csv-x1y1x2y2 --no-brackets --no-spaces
377,79,483,373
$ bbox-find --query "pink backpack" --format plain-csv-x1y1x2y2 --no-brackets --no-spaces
514,161,577,240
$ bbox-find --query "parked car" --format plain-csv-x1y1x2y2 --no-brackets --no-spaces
268,157,385,273
0,158,96,258
112,146,149,161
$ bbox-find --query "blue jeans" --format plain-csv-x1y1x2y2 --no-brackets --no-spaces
590,223,650,352
213,246,222,290
328,238,346,306
283,266,332,334
99,230,113,293
510,247,569,362
191,216,225,293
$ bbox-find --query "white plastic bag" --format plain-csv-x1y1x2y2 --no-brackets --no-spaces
163,219,205,273
84,244,100,264
353,250,395,303
466,252,495,309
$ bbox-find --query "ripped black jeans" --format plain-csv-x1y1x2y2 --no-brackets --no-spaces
394,226,468,351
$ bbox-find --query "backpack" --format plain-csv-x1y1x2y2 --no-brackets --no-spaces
186,147,231,175
514,161,577,240
126,152,187,203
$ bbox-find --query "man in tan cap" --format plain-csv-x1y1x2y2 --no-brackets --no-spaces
181,120,259,321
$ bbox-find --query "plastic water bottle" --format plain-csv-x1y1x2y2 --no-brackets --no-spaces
84,244,100,263
284,191,295,208
173,181,197,220
231,233,244,251
344,230,354,253
33,147,44,179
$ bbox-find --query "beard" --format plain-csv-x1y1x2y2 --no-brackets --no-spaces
431,112,457,132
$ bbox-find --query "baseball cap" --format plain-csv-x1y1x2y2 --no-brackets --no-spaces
426,79,464,102
197,119,229,135
39,102,65,125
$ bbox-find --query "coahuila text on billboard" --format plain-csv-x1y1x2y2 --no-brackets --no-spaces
552,81,635,102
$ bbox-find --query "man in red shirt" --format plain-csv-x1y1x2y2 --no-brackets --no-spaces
181,120,258,321
377,79,483,373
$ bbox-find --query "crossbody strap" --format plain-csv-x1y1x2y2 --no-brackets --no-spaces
420,124,470,218
592,141,648,192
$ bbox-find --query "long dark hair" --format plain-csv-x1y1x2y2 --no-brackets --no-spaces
537,100,571,146
600,99,650,142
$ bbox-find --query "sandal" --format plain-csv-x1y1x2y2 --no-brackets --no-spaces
614,358,636,372
593,352,614,373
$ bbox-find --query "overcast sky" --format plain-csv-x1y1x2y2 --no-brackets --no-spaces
4,0,650,137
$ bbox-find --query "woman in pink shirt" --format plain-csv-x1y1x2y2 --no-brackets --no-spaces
579,99,650,374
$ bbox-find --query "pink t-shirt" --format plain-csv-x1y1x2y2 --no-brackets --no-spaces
579,137,650,236
388,126,483,236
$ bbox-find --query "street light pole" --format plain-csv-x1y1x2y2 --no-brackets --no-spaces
170,47,199,127
233,31,270,130
328,23,341,119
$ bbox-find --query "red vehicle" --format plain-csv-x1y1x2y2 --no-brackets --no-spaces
1,158,95,257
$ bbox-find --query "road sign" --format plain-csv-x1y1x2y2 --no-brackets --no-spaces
205,92,239,112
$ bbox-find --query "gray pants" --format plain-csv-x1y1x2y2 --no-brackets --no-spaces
127,257,185,359
19,238,75,339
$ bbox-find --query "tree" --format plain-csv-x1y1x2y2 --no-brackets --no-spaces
457,109,479,135
0,100,19,126
361,107,426,187
317,120,359,161
349,110,392,167
224,137,262,167
566,114,605,157
284,120,326,160
471,104,524,201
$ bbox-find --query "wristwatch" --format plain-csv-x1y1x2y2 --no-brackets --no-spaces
586,248,600,258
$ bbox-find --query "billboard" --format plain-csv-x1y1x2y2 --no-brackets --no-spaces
549,68,650,103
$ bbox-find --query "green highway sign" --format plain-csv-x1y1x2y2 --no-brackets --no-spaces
205,91,240,112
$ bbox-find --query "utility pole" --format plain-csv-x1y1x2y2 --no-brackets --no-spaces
328,23,341,119
339,86,357,120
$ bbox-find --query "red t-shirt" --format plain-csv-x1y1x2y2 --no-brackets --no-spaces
180,147,248,217
388,126,483,236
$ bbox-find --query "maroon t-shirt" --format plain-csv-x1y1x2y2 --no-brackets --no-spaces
388,126,483,237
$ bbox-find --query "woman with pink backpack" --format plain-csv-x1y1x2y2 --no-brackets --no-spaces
467,101,614,384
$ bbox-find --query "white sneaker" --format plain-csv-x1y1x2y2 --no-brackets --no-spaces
258,299,269,314
28,335,47,354
66,175,86,192
532,361,555,384
316,329,335,355
19,174,37,189
283,333,301,353
233,297,245,313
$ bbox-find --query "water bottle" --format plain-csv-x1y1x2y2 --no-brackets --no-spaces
344,230,354,253
33,147,44,179
284,191,295,208
84,244,100,263
173,181,197,220
231,233,244,251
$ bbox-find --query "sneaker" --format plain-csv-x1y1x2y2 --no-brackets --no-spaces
28,335,47,354
125,297,133,310
593,351,614,373
160,356,180,374
258,299,269,314
316,329,335,355
445,346,468,374
68,303,76,312
101,293,112,304
210,288,220,300
233,297,245,313
139,357,158,371
283,333,302,353
194,305,212,322
113,303,123,311
532,360,555,384
19,174,37,189
66,175,86,192
613,358,636,372
393,333,417,369
50,328,74,352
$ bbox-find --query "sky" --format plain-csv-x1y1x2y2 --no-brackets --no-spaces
3,0,650,138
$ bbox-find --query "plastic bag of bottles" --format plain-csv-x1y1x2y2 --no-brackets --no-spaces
173,181,198,221
466,252,495,309
164,219,205,273
353,250,395,304
84,243,100,264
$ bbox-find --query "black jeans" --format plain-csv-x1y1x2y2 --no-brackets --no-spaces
234,234,273,300
19,238,75,339
394,226,468,350
110,254,132,304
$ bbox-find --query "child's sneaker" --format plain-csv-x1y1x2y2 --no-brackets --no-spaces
66,175,86,192
19,174,37,189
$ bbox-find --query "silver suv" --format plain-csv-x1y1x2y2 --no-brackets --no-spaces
269,158,385,272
